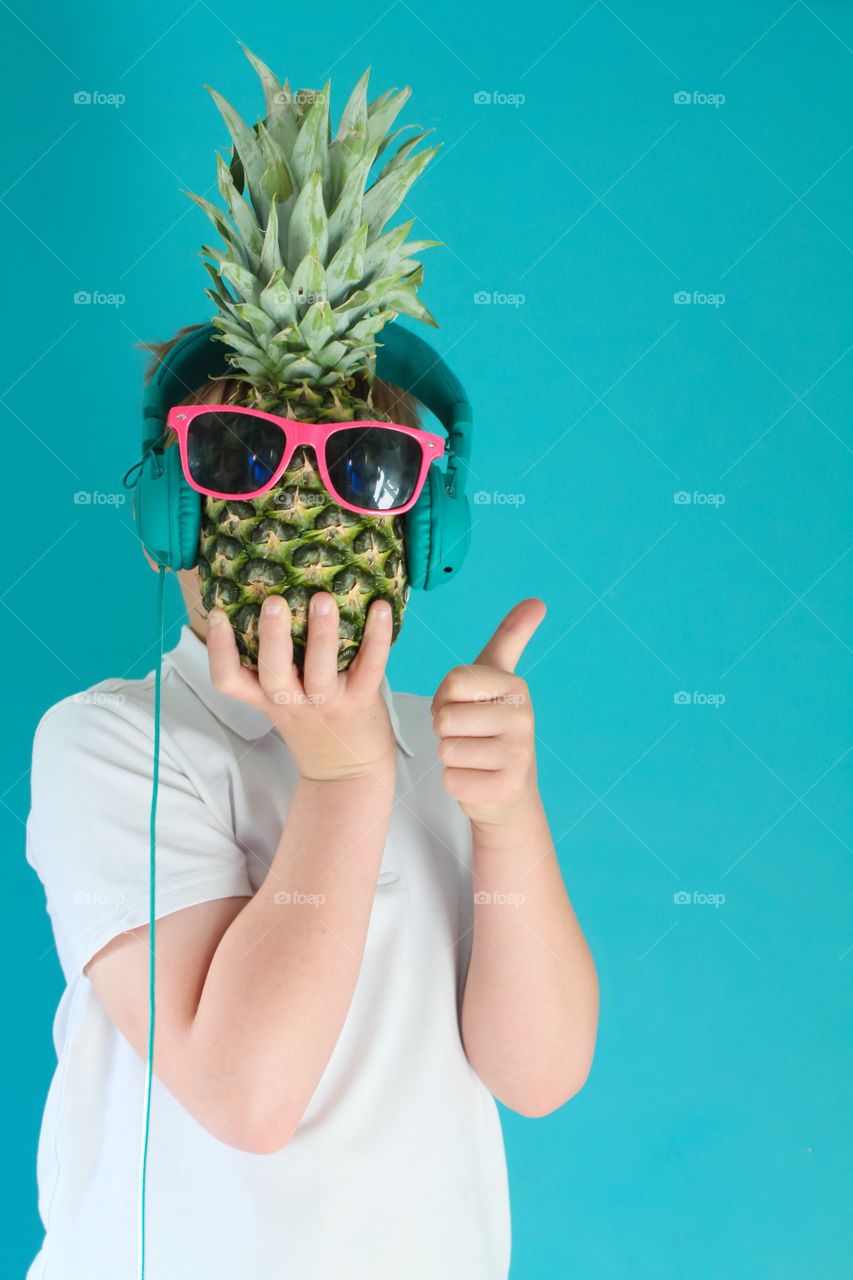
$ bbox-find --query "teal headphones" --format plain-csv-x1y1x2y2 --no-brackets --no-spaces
129,321,473,589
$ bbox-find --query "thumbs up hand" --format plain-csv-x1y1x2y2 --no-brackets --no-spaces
431,598,547,828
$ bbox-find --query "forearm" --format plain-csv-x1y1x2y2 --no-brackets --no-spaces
460,794,599,1117
186,758,396,1150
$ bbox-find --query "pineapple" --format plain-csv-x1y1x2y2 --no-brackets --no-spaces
183,47,442,670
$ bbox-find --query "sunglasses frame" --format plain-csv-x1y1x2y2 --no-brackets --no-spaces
166,403,446,517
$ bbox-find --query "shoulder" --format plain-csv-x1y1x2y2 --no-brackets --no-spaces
31,667,179,766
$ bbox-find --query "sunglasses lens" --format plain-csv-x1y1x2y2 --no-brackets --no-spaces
326,426,424,512
186,411,285,495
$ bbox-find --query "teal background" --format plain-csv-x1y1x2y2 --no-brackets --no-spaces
3,2,851,1276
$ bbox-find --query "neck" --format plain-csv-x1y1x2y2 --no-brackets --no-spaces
177,568,210,646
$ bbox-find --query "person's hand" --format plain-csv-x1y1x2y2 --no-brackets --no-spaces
207,592,397,783
431,599,547,828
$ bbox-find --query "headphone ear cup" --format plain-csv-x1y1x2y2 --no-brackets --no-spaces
174,459,202,570
404,467,471,591
135,447,201,571
403,466,436,590
428,485,471,589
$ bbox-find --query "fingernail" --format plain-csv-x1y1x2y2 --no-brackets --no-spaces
208,609,225,626
312,594,332,616
264,597,284,617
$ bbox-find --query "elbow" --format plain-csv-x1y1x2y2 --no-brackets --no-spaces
203,1097,303,1156
496,1043,597,1120
225,1118,296,1157
180,1028,307,1154
507,1066,591,1119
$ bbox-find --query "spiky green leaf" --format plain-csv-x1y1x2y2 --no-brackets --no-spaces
377,129,435,183
216,153,265,258
290,85,331,188
259,268,298,327
366,86,412,151
314,338,350,369
260,197,283,277
220,260,262,305
205,85,270,223
336,67,370,142
347,311,394,344
327,152,376,255
239,44,284,121
325,222,368,304
287,171,328,265
290,252,327,306
374,122,420,163
234,302,279,342
300,299,336,355
363,144,440,237
184,190,246,261
255,119,295,204
362,218,414,278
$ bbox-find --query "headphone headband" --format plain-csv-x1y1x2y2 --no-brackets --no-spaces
141,322,472,494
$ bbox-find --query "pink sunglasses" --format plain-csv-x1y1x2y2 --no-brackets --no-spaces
166,403,446,516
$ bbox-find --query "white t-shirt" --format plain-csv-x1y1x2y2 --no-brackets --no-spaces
25,624,511,1279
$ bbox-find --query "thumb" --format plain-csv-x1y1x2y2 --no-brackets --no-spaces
472,598,547,673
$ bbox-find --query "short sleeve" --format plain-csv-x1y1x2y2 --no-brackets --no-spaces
26,694,253,978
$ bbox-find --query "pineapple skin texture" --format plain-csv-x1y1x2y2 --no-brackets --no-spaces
198,444,409,671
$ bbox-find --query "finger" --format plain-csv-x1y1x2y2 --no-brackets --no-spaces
432,667,527,715
432,699,522,739
437,735,505,771
472,598,547,673
346,598,393,699
441,767,504,807
302,591,341,702
256,595,299,703
206,609,267,708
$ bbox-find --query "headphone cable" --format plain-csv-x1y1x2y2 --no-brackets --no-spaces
139,564,166,1279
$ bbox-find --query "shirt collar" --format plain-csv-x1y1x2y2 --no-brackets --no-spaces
165,624,414,758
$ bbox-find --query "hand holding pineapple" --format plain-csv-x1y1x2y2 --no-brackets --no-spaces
432,598,547,828
207,590,397,782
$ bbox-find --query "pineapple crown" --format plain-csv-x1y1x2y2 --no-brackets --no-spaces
183,45,443,418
